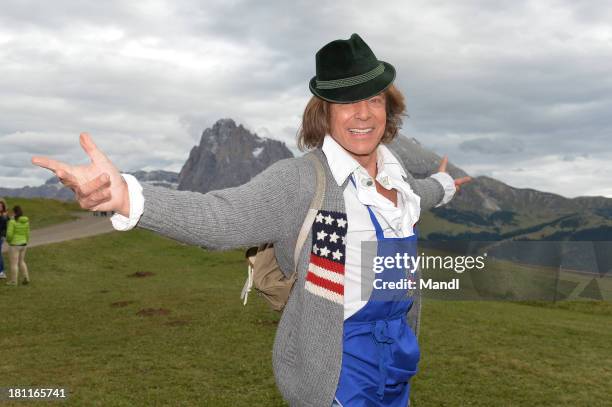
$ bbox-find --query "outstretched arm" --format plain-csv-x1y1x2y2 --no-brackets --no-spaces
408,156,472,209
130,158,302,250
32,133,303,250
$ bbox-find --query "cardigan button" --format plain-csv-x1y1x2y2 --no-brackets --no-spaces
362,178,374,187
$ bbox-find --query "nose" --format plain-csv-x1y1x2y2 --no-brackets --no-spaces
354,100,371,120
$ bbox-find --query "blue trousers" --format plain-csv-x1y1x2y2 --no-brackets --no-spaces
0,237,4,272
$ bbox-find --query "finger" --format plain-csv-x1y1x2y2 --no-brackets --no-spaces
80,132,108,164
79,188,112,210
78,173,111,197
91,201,113,212
31,156,70,173
438,156,448,173
55,169,80,192
454,176,472,187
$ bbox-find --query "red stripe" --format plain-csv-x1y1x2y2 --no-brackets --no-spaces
306,272,344,295
310,253,345,274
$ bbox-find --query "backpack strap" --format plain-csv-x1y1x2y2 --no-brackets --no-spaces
293,153,326,274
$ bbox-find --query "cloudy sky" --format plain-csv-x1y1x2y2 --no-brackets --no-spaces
1,0,610,198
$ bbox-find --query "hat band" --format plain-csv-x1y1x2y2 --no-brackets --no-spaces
315,63,385,90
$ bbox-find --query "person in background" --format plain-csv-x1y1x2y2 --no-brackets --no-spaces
0,199,8,279
6,205,30,286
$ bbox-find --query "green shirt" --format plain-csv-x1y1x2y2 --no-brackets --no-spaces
7,216,30,245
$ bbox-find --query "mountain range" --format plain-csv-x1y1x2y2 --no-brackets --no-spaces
386,134,612,242
3,118,611,242
0,170,180,201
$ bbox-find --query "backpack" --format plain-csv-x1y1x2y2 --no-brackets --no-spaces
241,153,326,312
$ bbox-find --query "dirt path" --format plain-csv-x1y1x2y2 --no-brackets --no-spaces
1,212,115,253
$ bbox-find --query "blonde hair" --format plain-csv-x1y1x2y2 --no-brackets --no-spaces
297,84,407,151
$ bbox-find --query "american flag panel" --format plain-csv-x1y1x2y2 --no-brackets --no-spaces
304,210,348,305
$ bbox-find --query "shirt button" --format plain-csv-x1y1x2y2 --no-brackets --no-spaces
362,178,373,187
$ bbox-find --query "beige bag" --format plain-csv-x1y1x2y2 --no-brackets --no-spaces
241,153,326,311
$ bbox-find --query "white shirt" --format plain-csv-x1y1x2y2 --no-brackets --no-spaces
321,135,454,319
110,136,455,319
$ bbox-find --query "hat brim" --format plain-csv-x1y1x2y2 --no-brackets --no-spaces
309,61,396,104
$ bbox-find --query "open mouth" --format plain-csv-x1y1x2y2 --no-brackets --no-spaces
348,128,374,134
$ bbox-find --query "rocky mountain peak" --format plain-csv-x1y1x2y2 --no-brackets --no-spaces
178,119,293,193
213,117,239,132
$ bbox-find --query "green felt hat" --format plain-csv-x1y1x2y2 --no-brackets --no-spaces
309,33,396,104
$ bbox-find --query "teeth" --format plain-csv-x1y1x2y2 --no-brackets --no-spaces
348,128,373,134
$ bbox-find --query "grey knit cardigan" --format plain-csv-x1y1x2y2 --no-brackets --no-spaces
137,141,446,407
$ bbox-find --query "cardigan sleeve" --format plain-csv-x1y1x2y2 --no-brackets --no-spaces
404,174,446,210
136,158,302,251
385,140,449,209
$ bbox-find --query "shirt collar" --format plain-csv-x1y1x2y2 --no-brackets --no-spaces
377,143,408,180
321,134,407,186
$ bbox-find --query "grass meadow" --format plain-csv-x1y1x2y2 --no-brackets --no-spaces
0,198,82,229
1,229,610,406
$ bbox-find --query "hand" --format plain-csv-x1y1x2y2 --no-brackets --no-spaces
438,155,472,192
32,133,130,216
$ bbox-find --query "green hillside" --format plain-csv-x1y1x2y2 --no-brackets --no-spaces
421,207,612,241
0,197,82,229
0,230,610,406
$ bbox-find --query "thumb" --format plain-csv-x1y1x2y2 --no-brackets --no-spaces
438,155,448,173
79,132,108,163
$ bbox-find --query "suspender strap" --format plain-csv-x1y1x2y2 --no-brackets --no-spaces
293,153,326,274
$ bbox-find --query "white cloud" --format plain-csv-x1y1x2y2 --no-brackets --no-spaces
0,0,610,198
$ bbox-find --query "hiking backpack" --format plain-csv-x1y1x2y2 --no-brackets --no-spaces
241,153,326,311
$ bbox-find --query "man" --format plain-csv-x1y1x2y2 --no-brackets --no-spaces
34,33,470,406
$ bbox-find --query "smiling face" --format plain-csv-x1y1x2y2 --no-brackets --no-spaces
328,92,387,163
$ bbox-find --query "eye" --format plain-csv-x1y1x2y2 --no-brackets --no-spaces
369,96,384,105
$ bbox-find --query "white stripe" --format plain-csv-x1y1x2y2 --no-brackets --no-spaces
305,281,343,304
308,263,344,285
